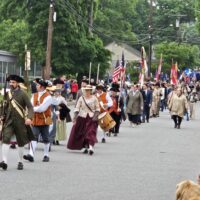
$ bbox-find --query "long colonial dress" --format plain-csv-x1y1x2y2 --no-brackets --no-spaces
55,95,69,142
67,95,100,150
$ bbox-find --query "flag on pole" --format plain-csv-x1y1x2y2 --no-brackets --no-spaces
156,54,162,81
170,62,178,85
139,47,148,86
112,51,125,82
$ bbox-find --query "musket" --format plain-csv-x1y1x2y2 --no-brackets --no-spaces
0,74,8,124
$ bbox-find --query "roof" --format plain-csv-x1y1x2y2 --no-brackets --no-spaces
105,42,141,62
0,50,17,63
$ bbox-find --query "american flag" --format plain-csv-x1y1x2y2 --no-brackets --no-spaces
112,52,125,82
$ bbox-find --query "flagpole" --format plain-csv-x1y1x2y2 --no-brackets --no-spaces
89,62,92,84
156,53,162,81
96,63,100,84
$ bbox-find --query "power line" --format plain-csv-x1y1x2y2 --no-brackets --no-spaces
63,0,152,45
64,1,199,46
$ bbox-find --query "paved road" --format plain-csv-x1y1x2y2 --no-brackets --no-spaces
0,104,200,200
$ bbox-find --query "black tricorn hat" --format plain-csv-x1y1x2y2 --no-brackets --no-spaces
110,82,120,92
7,75,24,83
37,79,48,87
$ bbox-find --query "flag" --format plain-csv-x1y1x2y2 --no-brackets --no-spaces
112,51,125,83
156,54,162,81
139,47,148,86
170,62,178,85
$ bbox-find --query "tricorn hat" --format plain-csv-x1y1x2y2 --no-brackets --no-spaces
110,82,120,92
7,75,24,83
37,79,48,87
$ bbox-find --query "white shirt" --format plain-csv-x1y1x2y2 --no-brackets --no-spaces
97,92,113,109
31,90,53,113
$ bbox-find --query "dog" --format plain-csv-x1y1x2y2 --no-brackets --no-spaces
176,180,200,200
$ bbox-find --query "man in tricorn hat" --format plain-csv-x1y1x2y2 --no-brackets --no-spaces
108,83,124,136
23,79,52,163
0,75,34,170
96,84,113,143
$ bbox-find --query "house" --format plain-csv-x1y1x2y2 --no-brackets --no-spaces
0,50,17,84
105,41,141,68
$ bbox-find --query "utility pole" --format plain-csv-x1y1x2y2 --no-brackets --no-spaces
43,0,55,80
148,0,153,78
88,0,94,36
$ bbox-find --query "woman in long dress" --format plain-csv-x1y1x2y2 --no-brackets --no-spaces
67,85,100,155
54,90,69,144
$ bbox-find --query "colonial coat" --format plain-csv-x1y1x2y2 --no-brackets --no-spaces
168,94,188,117
126,90,143,115
1,88,34,147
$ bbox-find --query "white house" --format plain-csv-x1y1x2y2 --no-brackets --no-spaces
105,42,141,68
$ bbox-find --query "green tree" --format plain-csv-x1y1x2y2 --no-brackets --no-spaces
94,0,138,45
0,0,111,78
0,19,29,66
155,42,200,73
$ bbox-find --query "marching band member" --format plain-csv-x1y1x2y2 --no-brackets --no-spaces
67,85,100,155
108,83,124,136
96,84,113,143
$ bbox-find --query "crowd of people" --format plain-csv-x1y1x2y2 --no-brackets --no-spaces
0,74,199,171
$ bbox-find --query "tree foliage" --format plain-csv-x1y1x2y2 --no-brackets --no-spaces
94,0,138,45
0,0,111,78
0,0,199,78
155,42,200,72
0,19,29,65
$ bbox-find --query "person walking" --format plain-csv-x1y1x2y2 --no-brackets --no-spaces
142,84,152,123
75,79,88,104
188,89,198,119
126,84,143,127
96,84,113,142
54,89,69,144
0,75,34,170
168,88,188,129
71,80,79,100
23,79,53,162
108,83,124,136
67,85,100,155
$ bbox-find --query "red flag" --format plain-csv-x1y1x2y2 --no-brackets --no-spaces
170,62,178,85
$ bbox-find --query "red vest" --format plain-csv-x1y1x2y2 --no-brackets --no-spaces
32,92,51,126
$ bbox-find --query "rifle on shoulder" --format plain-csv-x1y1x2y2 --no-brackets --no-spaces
0,74,8,126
